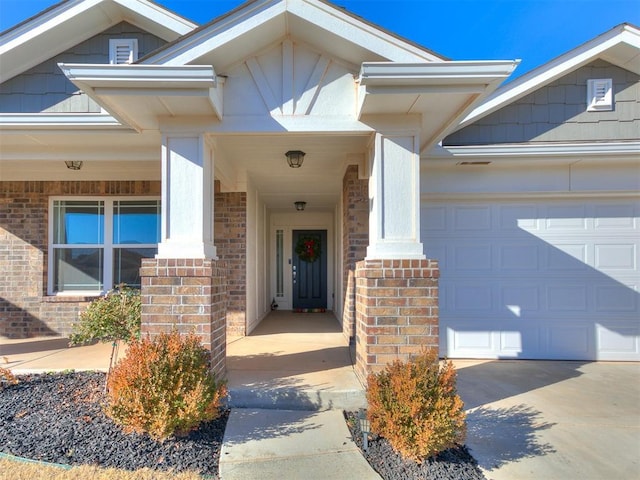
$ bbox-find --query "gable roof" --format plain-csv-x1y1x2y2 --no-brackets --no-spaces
139,0,446,70
0,0,198,84
454,23,640,131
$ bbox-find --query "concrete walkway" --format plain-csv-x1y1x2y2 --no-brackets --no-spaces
219,408,379,479
2,318,639,479
225,311,366,411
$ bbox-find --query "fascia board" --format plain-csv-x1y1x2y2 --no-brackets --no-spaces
428,142,640,158
0,0,197,84
290,0,442,63
0,0,98,51
359,61,519,86
59,63,217,88
59,63,220,131
142,0,286,65
456,25,640,131
113,0,197,35
0,113,128,130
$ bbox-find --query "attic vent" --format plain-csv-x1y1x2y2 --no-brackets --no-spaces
109,39,138,65
587,78,613,111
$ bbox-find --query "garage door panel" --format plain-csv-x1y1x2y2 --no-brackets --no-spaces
499,244,539,270
501,285,541,313
593,204,638,229
547,284,588,311
452,284,493,311
547,244,588,269
451,329,494,350
454,244,492,270
499,205,539,231
598,325,640,354
424,197,640,361
422,206,447,231
453,206,492,230
594,244,636,270
500,329,541,357
546,205,588,230
547,326,592,358
595,284,638,311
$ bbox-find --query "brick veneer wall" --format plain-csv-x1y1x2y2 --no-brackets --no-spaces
139,258,227,377
354,258,439,382
0,180,160,338
214,186,247,337
341,165,368,342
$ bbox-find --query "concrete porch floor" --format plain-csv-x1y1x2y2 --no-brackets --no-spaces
225,310,367,411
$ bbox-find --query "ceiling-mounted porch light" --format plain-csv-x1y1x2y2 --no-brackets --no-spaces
65,160,83,170
285,150,305,168
294,201,306,211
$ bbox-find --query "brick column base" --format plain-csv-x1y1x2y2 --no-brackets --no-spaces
355,258,439,382
140,258,227,377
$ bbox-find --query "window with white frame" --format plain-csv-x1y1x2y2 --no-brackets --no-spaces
109,38,138,65
50,197,160,294
587,78,613,111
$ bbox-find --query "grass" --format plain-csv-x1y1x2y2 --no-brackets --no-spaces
0,458,207,480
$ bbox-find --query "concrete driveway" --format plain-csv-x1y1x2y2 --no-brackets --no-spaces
454,360,640,480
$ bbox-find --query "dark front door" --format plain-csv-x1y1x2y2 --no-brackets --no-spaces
292,230,327,309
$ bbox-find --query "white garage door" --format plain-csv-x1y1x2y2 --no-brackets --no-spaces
422,198,640,361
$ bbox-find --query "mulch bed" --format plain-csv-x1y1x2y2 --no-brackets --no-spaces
0,371,228,477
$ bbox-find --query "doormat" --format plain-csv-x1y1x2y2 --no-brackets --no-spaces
293,308,326,313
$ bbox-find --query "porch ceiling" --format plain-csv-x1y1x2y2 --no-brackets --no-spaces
213,133,371,211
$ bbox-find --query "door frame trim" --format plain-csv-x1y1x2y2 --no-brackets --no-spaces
269,211,335,311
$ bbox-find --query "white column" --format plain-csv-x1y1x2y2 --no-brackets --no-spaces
157,134,217,259
367,129,425,259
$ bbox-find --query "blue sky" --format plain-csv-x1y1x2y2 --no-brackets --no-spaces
1,0,639,79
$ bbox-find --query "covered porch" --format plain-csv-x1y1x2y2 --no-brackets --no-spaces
226,310,366,411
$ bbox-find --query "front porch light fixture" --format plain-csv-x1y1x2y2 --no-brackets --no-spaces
294,201,306,211
285,150,305,168
65,160,83,170
358,408,370,451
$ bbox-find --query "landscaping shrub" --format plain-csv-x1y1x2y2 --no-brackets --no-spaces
105,331,227,440
69,284,141,346
366,349,466,463
0,367,18,391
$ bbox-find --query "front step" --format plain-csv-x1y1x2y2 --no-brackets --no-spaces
226,385,366,411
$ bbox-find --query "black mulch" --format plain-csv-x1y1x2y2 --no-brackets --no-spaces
344,411,486,480
0,371,228,478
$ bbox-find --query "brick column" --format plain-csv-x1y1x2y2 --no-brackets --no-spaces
341,165,368,342
140,258,227,377
354,258,439,382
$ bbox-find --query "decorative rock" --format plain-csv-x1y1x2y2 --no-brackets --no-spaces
0,372,228,477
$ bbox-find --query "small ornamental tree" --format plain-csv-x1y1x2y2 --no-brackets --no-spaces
69,284,141,385
366,349,467,463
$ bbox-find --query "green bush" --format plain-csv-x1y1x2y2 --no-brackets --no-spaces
366,349,466,463
69,284,141,346
105,331,227,440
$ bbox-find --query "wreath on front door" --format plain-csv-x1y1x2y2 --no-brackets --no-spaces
295,235,321,263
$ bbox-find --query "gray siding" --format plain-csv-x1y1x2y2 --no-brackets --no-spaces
0,22,166,113
445,60,640,146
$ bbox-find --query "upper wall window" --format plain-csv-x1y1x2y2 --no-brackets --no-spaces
109,39,139,64
50,197,160,294
587,78,613,111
